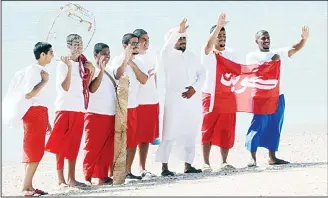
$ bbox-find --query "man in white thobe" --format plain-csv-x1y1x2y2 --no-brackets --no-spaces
155,19,205,176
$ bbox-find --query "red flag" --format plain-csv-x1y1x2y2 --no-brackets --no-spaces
215,54,280,114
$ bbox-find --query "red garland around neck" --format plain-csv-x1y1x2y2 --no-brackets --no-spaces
78,54,91,110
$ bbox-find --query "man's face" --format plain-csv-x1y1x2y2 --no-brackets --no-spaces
175,37,186,52
139,34,149,51
41,48,54,64
256,32,270,52
216,30,226,48
128,37,140,55
69,39,83,56
95,48,110,66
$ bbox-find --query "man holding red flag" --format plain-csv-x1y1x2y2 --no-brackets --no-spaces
245,26,309,167
200,13,239,171
45,34,94,187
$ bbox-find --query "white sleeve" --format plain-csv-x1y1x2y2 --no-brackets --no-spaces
191,54,206,92
160,28,183,56
200,46,213,68
56,61,68,89
134,58,149,77
274,47,292,60
23,67,42,95
246,53,256,65
111,57,124,77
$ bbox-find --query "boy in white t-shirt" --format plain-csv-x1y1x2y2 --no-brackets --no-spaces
83,43,117,185
133,29,159,178
45,34,94,187
111,33,149,180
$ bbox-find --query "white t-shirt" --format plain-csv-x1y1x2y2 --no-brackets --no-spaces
54,61,85,112
87,67,117,115
23,64,50,107
2,64,50,126
246,47,291,94
111,54,149,109
135,50,159,105
200,46,235,112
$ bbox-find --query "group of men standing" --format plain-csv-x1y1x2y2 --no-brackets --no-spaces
4,13,309,197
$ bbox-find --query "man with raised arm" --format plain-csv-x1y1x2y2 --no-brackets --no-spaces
155,19,205,176
200,13,241,171
245,26,309,167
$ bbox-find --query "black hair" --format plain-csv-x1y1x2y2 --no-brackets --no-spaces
122,33,138,45
210,25,225,34
93,43,109,56
133,29,148,38
66,33,82,46
255,30,269,39
33,42,52,60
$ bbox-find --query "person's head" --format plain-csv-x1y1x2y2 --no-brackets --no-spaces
33,42,54,65
255,30,270,52
210,25,226,50
133,29,149,53
93,43,110,66
66,33,83,56
175,36,187,52
122,33,139,55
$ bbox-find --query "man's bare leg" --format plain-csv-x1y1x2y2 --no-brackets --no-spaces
202,143,212,170
56,154,66,186
67,160,86,187
127,147,137,173
268,150,290,165
22,162,39,192
248,152,257,167
138,143,149,171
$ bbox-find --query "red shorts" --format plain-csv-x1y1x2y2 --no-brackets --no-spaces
22,106,48,163
201,93,236,149
45,111,84,169
127,108,138,149
137,103,159,144
83,113,115,180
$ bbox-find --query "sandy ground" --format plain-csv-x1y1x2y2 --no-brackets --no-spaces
2,128,327,196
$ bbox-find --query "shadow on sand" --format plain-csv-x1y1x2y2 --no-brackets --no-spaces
49,161,327,196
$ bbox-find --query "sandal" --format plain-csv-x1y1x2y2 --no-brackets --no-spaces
24,191,40,197
184,167,202,173
68,181,87,188
34,189,48,195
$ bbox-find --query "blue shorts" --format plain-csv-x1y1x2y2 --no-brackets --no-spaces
245,94,285,152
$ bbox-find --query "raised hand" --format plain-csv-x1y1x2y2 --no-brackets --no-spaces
60,56,72,68
41,70,49,82
301,25,309,40
124,44,133,63
97,55,106,71
179,18,189,33
218,13,229,27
